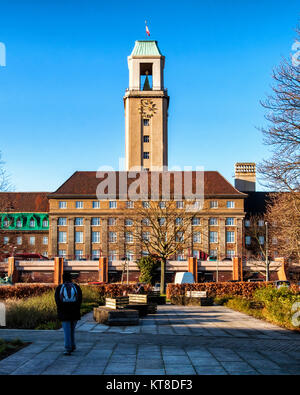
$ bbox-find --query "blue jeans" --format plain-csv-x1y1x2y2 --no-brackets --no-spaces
62,321,77,352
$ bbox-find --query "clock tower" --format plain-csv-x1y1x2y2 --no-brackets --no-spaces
124,40,169,171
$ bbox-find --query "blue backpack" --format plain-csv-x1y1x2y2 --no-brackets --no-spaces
60,283,78,303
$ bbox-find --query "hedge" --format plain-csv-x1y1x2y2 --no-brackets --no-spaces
0,283,152,300
0,284,56,300
167,282,274,300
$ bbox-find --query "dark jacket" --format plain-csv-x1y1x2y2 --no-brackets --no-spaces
55,282,82,321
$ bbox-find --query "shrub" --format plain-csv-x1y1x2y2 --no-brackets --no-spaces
0,284,56,300
136,257,158,284
167,282,272,300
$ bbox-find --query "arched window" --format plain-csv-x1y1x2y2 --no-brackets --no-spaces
16,217,22,228
29,217,35,227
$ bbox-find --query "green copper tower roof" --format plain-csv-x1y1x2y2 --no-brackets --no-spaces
130,40,162,56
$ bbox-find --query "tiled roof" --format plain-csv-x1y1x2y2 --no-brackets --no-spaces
50,171,246,198
0,192,49,212
130,41,162,56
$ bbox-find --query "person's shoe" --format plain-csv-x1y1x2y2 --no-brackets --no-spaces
71,346,76,352
63,350,71,356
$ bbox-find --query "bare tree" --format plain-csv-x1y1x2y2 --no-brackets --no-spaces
119,200,202,294
258,28,300,194
265,193,300,263
0,152,11,193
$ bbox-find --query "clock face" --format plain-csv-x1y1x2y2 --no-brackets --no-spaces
139,99,157,119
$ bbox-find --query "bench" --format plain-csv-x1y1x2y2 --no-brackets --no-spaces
105,296,129,310
127,294,157,315
93,307,139,326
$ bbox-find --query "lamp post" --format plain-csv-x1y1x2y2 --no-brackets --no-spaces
265,222,269,281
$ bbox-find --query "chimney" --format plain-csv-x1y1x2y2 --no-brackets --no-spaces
234,163,256,192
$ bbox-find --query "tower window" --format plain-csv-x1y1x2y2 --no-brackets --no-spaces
143,135,150,142
143,152,150,159
143,119,150,126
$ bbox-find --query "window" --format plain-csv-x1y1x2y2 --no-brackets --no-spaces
3,237,9,245
29,236,35,245
16,219,22,228
142,201,150,208
193,232,201,243
210,231,218,243
226,231,235,243
175,217,183,225
29,219,35,227
143,135,150,142
210,201,218,208
93,201,100,209
226,217,234,226
192,217,200,226
91,217,101,226
43,236,48,245
245,236,251,245
109,251,117,262
125,232,133,243
43,252,48,257
176,201,184,209
176,232,184,242
2,218,9,227
75,231,83,243
210,249,218,258
226,250,235,259
142,251,149,257
109,201,117,209
42,219,48,227
126,201,134,209
108,218,116,226
259,236,264,245
17,236,22,245
142,232,150,241
193,250,200,259
59,250,66,258
209,218,218,226
193,201,201,210
58,231,67,243
159,217,166,226
92,231,100,243
159,201,166,209
142,218,150,226
125,251,134,261
58,217,67,226
76,201,83,209
272,237,277,245
75,250,83,260
176,252,185,261
75,217,83,226
226,201,235,209
143,152,150,159
258,220,264,227
143,118,150,126
59,201,67,209
92,250,100,260
125,219,133,226
109,232,117,243
245,220,250,227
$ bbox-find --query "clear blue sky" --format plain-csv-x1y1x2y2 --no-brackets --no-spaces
0,0,299,192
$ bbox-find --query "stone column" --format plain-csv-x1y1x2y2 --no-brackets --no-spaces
8,257,19,283
118,218,125,260
188,257,198,282
98,257,108,283
134,221,141,262
219,218,226,261
50,217,58,258
84,217,91,260
67,217,74,260
54,257,64,285
101,218,108,258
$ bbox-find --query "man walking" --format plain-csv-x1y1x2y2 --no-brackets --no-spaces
55,272,82,355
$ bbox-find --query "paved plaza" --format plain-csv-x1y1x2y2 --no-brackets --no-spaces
0,305,300,375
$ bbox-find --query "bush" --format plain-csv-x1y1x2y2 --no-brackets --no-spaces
0,284,56,300
136,257,158,284
167,282,272,300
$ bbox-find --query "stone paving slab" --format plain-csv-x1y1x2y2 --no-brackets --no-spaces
0,305,299,375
